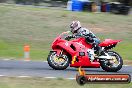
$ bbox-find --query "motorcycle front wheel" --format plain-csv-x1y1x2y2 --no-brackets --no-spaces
100,51,123,72
47,51,70,70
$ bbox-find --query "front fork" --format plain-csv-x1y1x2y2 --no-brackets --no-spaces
52,49,63,56
54,49,67,60
59,50,63,57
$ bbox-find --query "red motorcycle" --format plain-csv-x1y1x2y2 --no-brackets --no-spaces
47,31,123,72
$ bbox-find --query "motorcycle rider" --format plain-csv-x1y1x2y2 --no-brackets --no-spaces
65,21,104,60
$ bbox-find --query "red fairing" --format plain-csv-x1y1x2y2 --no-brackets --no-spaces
71,38,92,49
51,32,121,68
99,39,121,47
51,32,100,68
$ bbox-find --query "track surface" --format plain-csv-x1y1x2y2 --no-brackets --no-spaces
0,60,131,79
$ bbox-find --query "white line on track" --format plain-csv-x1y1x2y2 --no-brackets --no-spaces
0,75,131,82
17,76,32,78
0,75,76,80
123,65,129,66
0,74,75,80
44,77,75,80
66,78,76,80
0,75,5,77
45,77,57,79
3,59,12,61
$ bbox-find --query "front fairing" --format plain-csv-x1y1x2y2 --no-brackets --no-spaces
52,39,66,49
52,31,70,49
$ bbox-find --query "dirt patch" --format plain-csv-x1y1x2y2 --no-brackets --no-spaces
90,27,109,33
124,60,132,65
83,24,114,33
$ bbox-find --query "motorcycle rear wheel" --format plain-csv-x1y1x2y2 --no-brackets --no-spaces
47,51,70,70
100,51,123,72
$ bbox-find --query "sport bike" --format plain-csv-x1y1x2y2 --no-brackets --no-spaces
47,31,123,72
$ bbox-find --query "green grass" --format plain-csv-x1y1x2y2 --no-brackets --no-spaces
0,77,131,88
0,4,132,60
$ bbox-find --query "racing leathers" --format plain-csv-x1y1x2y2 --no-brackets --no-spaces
65,28,103,56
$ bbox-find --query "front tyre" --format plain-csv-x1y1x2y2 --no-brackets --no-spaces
47,51,70,70
100,51,123,72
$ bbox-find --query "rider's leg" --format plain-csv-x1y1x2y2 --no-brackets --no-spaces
92,38,105,56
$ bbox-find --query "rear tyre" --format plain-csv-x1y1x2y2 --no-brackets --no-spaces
47,51,70,70
100,51,123,72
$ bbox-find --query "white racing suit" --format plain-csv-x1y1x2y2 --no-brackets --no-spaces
74,28,100,45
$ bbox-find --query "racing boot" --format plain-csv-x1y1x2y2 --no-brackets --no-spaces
87,49,95,62
93,44,105,56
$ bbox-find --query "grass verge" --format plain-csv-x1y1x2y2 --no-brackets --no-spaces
0,77,131,88
0,4,131,61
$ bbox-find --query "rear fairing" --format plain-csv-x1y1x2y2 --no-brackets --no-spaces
99,39,121,47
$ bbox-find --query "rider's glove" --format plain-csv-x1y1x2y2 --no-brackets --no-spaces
85,35,94,43
65,35,75,41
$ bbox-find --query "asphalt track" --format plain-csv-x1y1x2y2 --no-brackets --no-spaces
0,60,131,80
